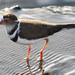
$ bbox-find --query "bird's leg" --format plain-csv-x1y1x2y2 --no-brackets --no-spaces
26,44,33,75
39,39,48,74
26,44,31,67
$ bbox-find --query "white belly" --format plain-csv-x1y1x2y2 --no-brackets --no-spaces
17,36,47,45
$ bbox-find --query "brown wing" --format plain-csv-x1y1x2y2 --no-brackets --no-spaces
19,22,54,40
19,19,75,40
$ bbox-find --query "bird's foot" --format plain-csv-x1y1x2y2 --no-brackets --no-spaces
26,58,30,67
26,58,33,75
39,59,45,75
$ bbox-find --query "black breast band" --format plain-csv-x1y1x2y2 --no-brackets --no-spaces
8,22,19,35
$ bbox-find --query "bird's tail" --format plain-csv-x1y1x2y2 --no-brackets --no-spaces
57,24,75,29
48,24,75,35
54,24,75,33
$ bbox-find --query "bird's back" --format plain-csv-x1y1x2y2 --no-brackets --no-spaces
19,21,75,40
19,22,52,40
19,19,75,40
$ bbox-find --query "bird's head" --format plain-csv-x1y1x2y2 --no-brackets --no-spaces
0,14,18,25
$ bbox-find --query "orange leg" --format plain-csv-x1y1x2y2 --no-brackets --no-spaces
26,45,31,67
39,39,48,74
26,45,33,75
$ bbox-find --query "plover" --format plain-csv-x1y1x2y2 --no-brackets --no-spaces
0,14,75,74
2,5,21,12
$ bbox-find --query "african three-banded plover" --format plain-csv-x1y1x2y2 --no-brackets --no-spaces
0,14,75,74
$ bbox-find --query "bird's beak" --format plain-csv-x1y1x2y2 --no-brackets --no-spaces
0,15,4,24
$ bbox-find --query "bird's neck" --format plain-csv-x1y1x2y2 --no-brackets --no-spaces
6,21,19,35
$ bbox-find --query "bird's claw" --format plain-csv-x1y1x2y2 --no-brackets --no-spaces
39,60,45,74
26,58,34,75
26,58,30,67
39,60,43,69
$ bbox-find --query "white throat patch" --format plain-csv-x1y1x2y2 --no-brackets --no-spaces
6,22,20,39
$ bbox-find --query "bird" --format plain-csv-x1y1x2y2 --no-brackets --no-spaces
0,13,75,75
9,5,21,10
2,5,21,12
